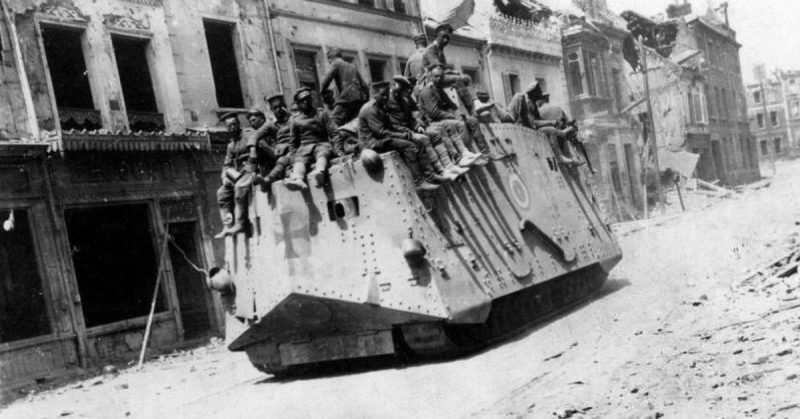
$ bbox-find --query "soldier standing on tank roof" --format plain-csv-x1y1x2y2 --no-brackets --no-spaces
319,48,370,127
358,81,442,191
284,87,337,190
215,112,260,238
404,33,428,86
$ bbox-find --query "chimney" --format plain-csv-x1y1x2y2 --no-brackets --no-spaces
666,0,692,18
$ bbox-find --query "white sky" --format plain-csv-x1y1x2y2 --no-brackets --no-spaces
604,0,800,83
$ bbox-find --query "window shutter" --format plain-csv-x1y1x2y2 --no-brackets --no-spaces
502,72,512,105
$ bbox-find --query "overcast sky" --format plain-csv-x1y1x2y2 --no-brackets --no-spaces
604,0,799,83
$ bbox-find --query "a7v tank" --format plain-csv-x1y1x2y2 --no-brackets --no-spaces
213,122,622,375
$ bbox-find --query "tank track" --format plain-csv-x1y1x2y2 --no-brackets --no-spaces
401,263,609,356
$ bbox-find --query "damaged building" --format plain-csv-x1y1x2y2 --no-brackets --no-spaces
621,1,760,187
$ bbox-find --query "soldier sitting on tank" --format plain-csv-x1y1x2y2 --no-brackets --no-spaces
215,112,262,238
537,99,588,169
284,87,337,190
247,95,297,189
320,48,370,127
358,81,441,191
417,65,485,167
472,87,514,124
387,75,466,181
508,82,577,165
334,118,361,156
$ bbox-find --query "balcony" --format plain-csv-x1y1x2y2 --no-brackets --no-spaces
58,108,102,131
128,111,166,132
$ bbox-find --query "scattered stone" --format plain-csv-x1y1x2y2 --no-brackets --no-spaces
568,381,585,385
114,383,129,390
777,348,793,356
91,379,103,386
778,403,799,412
699,294,708,301
787,374,798,380
102,365,118,379
691,301,703,307
544,352,564,362
60,411,73,417
630,388,639,394
733,349,743,355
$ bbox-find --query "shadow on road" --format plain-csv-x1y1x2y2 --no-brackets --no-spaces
253,276,631,384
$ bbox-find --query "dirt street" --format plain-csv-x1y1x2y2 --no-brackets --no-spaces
4,160,800,419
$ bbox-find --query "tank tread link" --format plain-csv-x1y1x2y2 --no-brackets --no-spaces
219,122,622,375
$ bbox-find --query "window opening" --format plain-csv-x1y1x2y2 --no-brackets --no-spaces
756,112,764,128
66,204,165,327
760,140,768,155
41,26,99,130
770,111,779,127
568,52,583,96
368,58,388,83
111,36,163,131
294,49,322,108
774,138,782,154
393,0,407,13
753,90,761,103
0,209,50,343
204,20,244,109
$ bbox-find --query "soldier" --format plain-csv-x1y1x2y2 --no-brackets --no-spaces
284,87,337,190
509,82,578,165
421,23,452,70
319,48,370,126
417,65,486,166
472,88,514,123
335,118,361,156
358,81,441,191
387,75,466,179
538,100,590,169
321,89,336,113
215,112,258,238
404,33,428,86
252,94,296,187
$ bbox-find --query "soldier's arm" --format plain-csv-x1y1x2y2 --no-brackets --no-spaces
319,62,337,94
418,89,451,122
363,107,393,139
495,104,514,123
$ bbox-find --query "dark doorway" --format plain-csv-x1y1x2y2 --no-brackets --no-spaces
203,20,244,109
65,204,165,328
711,140,725,182
0,209,51,343
368,58,388,83
168,222,212,339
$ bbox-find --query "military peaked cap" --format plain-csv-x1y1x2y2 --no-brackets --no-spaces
392,75,412,90
219,111,240,122
435,23,454,34
371,81,391,92
247,107,264,116
412,33,427,43
267,94,285,105
294,87,313,101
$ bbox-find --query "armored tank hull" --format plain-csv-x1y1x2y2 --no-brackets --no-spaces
221,123,622,374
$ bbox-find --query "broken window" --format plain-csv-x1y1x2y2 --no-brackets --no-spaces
770,111,779,127
0,209,51,343
368,57,388,83
568,52,583,96
111,36,164,131
294,49,322,108
393,0,407,14
41,25,100,130
66,204,165,328
204,20,244,109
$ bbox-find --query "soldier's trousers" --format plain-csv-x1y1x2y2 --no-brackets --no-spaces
331,101,365,127
216,173,254,224
367,136,432,185
427,120,471,158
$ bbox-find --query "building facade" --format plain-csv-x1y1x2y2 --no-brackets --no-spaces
745,70,800,158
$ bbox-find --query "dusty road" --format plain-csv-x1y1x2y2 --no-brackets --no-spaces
5,160,800,419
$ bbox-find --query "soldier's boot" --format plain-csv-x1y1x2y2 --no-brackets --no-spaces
408,158,440,192
214,208,234,239
284,162,308,191
253,174,270,192
431,136,465,178
309,156,329,188
416,143,449,184
548,136,576,166
224,202,248,237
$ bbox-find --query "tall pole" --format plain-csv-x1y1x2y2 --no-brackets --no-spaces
761,81,776,176
638,36,666,213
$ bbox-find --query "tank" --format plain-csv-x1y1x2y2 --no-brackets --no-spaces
217,122,622,375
